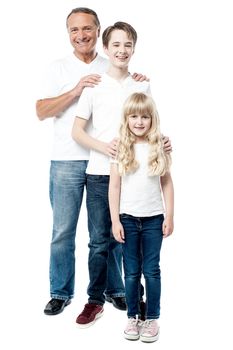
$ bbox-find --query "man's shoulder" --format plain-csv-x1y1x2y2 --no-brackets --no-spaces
47,55,73,70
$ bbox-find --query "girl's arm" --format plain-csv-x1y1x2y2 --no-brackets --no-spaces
72,117,118,157
109,163,125,243
160,172,174,238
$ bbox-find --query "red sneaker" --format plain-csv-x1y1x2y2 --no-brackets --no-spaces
76,303,104,328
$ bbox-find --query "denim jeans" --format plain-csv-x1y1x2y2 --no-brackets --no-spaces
86,175,125,305
120,214,164,319
49,161,124,301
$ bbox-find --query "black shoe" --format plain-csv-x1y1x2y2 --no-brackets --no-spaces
44,298,71,315
105,296,127,311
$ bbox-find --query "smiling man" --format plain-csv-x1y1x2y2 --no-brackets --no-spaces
36,8,129,317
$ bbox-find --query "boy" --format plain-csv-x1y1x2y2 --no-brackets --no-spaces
72,21,150,328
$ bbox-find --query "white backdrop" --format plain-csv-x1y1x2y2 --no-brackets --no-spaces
1,0,232,349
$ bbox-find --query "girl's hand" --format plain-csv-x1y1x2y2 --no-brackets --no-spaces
162,216,174,238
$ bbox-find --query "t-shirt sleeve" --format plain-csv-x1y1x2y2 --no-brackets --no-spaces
76,88,93,120
37,61,61,99
147,83,152,96
109,157,118,164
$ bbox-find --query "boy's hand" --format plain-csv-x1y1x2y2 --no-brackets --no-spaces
163,135,172,153
112,222,125,243
105,137,118,158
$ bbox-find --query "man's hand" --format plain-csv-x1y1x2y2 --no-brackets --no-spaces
163,135,172,153
73,74,101,97
131,72,150,82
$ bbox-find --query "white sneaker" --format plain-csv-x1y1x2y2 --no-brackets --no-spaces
124,317,140,340
140,319,160,343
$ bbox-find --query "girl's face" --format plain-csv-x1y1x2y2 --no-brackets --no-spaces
103,29,134,69
128,113,152,141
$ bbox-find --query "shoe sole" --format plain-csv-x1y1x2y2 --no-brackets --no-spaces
124,333,140,341
140,329,160,343
76,309,104,329
44,299,71,316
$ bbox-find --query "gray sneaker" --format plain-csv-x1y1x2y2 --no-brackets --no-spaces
124,317,140,340
140,319,160,342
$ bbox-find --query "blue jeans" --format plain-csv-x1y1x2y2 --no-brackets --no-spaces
120,214,164,319
86,175,125,305
49,161,124,301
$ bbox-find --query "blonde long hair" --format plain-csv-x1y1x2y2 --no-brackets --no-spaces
117,93,171,176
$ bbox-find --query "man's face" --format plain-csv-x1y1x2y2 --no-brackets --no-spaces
67,13,100,58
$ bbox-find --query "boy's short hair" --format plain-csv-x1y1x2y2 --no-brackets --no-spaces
102,21,137,47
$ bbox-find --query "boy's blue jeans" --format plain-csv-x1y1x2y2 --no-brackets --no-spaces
86,175,125,304
120,213,164,319
49,162,124,301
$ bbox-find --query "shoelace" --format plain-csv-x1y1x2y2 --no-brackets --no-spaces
142,320,155,330
81,304,98,317
126,318,139,331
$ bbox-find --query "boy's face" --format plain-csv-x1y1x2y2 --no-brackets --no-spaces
103,29,134,68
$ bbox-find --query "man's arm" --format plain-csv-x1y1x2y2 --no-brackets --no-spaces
131,72,149,82
36,74,101,121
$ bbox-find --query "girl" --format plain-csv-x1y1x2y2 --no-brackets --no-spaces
109,92,174,343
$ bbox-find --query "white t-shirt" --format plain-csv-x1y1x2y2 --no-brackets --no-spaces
119,143,164,217
76,73,151,175
40,53,109,160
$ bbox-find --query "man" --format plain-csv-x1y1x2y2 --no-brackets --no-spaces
36,7,153,316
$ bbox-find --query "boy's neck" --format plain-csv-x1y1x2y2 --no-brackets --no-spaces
106,66,130,82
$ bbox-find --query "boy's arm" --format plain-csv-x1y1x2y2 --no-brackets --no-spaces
109,163,125,243
72,117,117,157
160,172,174,237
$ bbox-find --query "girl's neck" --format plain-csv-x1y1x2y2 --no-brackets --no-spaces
134,139,148,144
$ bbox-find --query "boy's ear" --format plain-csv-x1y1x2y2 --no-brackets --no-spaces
103,46,109,55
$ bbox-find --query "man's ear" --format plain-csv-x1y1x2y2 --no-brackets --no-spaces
97,27,101,37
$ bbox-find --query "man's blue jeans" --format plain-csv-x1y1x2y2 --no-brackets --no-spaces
86,175,125,305
120,214,164,319
49,161,124,301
